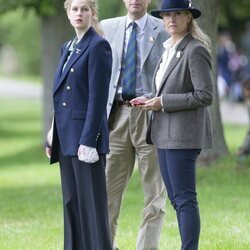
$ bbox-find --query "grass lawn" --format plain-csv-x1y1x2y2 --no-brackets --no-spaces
0,99,249,250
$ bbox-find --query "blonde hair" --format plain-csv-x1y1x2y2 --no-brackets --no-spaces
188,15,211,53
64,0,101,34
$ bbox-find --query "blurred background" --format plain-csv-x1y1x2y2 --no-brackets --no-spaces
1,0,250,150
0,0,250,249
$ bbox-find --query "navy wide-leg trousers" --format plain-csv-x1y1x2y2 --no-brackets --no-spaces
58,147,112,250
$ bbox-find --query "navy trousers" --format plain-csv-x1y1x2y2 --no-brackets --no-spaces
158,149,201,250
58,147,112,250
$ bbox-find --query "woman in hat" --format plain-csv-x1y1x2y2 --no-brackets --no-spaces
131,0,214,249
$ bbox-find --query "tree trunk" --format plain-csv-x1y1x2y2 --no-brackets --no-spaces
41,6,73,139
193,0,229,163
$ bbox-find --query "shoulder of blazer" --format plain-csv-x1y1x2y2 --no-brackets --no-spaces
60,40,72,53
180,36,211,61
100,16,126,30
146,15,168,41
147,14,164,27
175,34,194,52
76,27,103,50
180,34,209,52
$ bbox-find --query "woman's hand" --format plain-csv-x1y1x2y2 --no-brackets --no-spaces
45,146,51,159
130,96,148,106
140,97,162,111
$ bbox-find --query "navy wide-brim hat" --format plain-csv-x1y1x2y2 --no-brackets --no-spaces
151,0,201,19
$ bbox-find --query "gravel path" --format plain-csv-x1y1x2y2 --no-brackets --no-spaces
0,77,42,99
0,76,248,125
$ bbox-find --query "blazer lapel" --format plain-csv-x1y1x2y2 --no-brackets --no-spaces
53,43,71,88
53,28,94,94
141,16,160,68
115,18,127,64
152,58,162,95
155,34,193,96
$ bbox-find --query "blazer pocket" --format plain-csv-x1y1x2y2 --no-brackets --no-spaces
169,110,198,142
71,110,87,120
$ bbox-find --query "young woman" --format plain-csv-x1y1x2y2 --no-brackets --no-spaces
131,0,214,249
45,0,112,249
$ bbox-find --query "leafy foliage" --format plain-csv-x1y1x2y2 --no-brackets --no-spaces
0,0,159,17
0,0,61,15
1,0,250,22
218,0,250,39
219,0,250,22
0,9,41,74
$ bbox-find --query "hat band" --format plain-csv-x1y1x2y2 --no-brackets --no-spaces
162,1,188,10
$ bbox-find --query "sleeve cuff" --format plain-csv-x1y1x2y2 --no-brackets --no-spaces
160,95,165,112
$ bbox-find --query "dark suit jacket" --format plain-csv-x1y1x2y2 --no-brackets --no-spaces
50,27,112,164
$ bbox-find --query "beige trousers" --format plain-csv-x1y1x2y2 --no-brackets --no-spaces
106,105,166,250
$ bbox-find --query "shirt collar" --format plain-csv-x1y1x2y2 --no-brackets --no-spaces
163,33,188,50
69,37,78,52
126,13,148,31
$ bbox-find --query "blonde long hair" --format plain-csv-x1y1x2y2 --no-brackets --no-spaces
64,0,101,34
188,18,211,52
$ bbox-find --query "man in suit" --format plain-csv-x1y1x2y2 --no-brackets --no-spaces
100,1,168,249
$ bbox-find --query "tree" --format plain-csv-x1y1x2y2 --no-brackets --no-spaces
192,0,229,162
40,7,73,137
0,0,73,136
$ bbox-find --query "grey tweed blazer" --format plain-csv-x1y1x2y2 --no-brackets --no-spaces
148,34,214,149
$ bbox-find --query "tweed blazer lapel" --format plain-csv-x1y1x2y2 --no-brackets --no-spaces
155,34,193,96
53,27,94,94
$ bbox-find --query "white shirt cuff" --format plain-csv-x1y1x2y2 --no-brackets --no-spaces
160,95,165,112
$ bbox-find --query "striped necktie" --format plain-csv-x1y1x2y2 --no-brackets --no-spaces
122,22,137,101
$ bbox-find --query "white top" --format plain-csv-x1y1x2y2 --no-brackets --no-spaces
155,35,187,92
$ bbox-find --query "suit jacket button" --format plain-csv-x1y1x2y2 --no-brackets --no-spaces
70,68,75,73
66,86,71,90
62,102,67,107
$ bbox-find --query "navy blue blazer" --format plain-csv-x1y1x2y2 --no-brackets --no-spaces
50,27,112,164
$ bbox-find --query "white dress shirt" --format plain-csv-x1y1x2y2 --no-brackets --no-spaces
116,13,148,99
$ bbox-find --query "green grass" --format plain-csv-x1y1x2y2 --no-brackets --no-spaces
0,99,249,250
